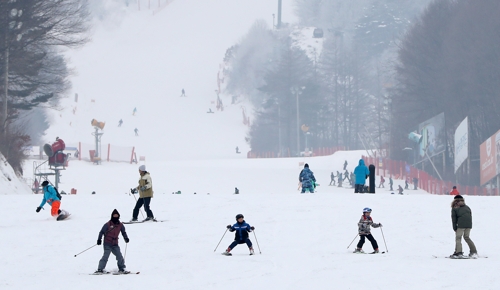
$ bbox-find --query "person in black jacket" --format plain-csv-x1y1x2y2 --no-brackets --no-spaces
450,195,477,258
95,209,130,274
222,214,255,256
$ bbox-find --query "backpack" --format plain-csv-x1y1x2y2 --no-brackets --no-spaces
54,186,62,200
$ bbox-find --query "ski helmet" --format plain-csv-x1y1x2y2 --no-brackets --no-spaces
235,214,244,220
363,207,372,213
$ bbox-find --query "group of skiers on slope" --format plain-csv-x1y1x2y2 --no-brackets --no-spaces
299,161,478,258
35,164,156,274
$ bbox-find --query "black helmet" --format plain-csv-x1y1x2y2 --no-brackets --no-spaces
41,181,49,187
235,214,244,220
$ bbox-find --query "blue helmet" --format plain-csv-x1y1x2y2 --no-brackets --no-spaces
363,207,372,213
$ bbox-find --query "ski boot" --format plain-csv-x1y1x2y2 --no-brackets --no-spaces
469,252,479,259
353,248,364,254
221,249,232,256
449,252,466,259
370,249,379,254
249,247,255,255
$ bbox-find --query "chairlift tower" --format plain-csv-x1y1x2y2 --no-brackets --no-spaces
91,119,105,164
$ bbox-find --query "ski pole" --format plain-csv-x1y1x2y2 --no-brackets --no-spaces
124,243,128,261
347,233,359,249
214,228,229,252
74,244,98,257
129,189,145,219
253,230,262,254
380,227,388,252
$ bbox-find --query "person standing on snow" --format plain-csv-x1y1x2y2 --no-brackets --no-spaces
354,207,382,254
130,165,155,222
389,176,394,191
180,88,186,97
36,181,66,219
379,176,385,188
222,214,255,256
95,209,130,274
450,195,478,259
450,186,460,195
353,159,370,193
329,172,336,186
299,163,316,193
118,119,123,127
343,160,348,170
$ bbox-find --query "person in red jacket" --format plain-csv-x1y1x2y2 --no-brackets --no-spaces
450,186,459,195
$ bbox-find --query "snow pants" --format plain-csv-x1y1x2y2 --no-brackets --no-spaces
98,244,126,271
354,184,365,193
357,234,378,250
455,228,477,254
228,239,253,251
301,180,314,193
50,201,61,217
133,197,154,219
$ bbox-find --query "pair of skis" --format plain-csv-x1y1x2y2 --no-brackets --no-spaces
122,219,166,224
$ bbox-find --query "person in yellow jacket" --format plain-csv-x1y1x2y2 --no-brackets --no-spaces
130,165,155,222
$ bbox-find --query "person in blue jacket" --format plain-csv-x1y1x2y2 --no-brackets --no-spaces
222,214,255,256
299,163,316,193
36,180,64,218
353,159,370,193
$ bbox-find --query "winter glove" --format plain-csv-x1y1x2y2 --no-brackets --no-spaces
36,207,41,213
97,239,102,245
140,185,147,191
250,226,255,230
378,223,382,227
226,225,232,229
124,238,129,243
130,188,137,194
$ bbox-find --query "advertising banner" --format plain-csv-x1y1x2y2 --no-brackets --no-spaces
454,117,468,173
480,130,500,185
418,112,446,159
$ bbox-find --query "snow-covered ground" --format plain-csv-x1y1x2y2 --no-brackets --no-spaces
1,1,499,289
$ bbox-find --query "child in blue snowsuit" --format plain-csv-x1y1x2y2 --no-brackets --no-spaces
299,163,316,193
222,214,255,256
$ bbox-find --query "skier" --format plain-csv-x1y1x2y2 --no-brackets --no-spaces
95,209,130,274
299,163,316,193
379,176,385,188
350,172,355,187
343,160,348,170
180,88,186,97
353,159,370,193
132,107,137,115
36,181,67,220
236,146,240,154
118,119,123,127
343,169,350,184
389,177,394,191
450,186,459,195
207,108,214,113
134,128,139,136
130,165,155,222
329,172,336,186
353,207,382,254
450,195,478,259
398,185,404,195
405,178,409,189
413,177,418,190
222,214,255,256
337,172,343,187
234,187,239,194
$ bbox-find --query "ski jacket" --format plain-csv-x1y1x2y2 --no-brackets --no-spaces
98,221,128,246
450,188,460,196
229,221,252,241
354,159,370,185
451,202,472,230
137,172,153,198
357,215,380,235
39,185,60,208
299,168,316,183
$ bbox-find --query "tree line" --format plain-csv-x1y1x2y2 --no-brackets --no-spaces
0,0,91,174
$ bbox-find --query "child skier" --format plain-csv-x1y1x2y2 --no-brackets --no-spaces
35,180,67,220
222,214,255,256
95,209,130,274
354,208,382,254
299,163,316,193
